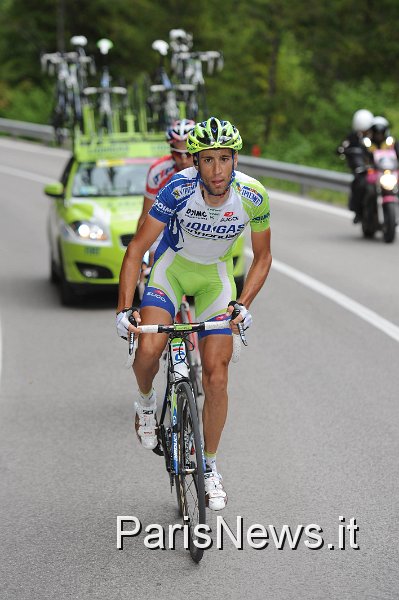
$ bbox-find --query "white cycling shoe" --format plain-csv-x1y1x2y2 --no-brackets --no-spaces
134,400,158,450
204,471,228,511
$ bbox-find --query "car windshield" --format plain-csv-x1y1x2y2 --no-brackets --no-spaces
71,158,152,197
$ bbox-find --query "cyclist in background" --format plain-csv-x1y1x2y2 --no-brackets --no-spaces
137,119,195,276
116,117,272,510
138,119,195,232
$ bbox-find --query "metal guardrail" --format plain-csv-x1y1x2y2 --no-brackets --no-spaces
238,155,351,194
0,118,57,142
0,118,351,194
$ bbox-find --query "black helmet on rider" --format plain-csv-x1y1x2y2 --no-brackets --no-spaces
371,116,390,145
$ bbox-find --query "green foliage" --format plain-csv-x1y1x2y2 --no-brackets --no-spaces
1,81,53,123
1,0,399,172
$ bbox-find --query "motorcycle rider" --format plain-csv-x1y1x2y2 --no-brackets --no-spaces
365,116,399,157
337,109,374,223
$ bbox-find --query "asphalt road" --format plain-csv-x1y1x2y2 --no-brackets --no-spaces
1,138,398,600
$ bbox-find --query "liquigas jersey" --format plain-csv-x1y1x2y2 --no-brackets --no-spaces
149,167,270,264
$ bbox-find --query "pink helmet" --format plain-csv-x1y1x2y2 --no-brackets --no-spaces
166,119,195,143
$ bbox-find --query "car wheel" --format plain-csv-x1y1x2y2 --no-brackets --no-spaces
59,255,76,306
60,272,76,306
50,256,60,284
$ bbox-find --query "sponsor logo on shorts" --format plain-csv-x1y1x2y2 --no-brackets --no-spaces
147,291,167,303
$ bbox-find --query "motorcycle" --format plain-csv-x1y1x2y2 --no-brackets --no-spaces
361,147,398,243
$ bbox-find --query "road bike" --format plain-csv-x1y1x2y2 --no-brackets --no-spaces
41,36,95,143
143,29,224,130
145,39,181,130
83,38,128,134
169,29,223,121
128,310,244,562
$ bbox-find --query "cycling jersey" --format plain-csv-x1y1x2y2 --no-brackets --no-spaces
141,167,270,335
149,167,270,264
145,154,178,201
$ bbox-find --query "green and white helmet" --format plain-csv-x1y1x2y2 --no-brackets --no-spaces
186,117,243,153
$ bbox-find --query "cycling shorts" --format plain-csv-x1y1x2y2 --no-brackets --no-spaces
140,247,236,338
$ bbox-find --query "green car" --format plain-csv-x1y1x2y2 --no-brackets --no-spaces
45,135,245,305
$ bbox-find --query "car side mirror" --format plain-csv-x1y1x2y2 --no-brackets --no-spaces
44,182,64,198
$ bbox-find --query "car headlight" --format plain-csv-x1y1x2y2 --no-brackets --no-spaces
380,172,398,191
70,220,108,241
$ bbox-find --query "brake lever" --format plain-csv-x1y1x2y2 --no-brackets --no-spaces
237,322,248,346
128,310,139,357
232,303,248,347
125,332,136,369
129,332,135,355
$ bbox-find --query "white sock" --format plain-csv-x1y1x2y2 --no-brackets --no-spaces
205,452,217,473
139,388,156,408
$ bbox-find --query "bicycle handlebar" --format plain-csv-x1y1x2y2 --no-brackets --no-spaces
84,86,127,95
137,320,230,334
41,52,93,65
129,319,243,363
150,83,195,93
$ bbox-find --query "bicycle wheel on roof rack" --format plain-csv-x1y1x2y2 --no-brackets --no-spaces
175,380,206,563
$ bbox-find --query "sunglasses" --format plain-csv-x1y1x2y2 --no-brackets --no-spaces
171,148,191,159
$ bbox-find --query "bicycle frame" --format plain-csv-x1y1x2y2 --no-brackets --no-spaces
135,320,232,473
159,331,201,484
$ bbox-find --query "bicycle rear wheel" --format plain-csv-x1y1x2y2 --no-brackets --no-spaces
175,381,206,563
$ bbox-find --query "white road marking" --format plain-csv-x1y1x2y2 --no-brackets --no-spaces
0,164,51,184
245,248,399,343
0,138,69,157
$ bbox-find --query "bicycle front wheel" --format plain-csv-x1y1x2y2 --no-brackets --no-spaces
175,381,206,563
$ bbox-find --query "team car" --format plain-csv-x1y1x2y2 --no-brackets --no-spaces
45,133,245,305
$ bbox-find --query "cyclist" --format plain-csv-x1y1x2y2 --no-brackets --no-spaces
137,119,195,231
116,117,272,510
137,119,195,274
